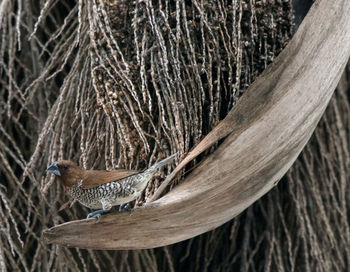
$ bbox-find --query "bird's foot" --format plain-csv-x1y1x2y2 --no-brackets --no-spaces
118,203,132,212
86,209,108,222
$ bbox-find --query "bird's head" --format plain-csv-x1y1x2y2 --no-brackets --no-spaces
46,160,83,189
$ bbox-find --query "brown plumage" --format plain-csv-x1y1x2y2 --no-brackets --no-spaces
46,154,176,220
50,160,139,190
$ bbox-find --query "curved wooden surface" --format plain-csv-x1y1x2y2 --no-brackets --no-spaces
43,0,350,249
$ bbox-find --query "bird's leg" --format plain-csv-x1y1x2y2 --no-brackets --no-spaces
86,209,109,221
118,203,131,212
86,200,112,221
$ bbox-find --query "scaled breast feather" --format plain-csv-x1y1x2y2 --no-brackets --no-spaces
81,169,139,189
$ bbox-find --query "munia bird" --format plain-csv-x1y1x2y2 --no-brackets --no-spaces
46,154,176,220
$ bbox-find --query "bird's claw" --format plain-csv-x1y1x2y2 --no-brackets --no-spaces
118,204,132,212
86,211,102,222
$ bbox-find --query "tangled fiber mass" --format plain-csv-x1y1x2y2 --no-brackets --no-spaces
4,0,348,271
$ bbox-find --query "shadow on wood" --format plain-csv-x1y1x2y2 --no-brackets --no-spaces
43,0,350,249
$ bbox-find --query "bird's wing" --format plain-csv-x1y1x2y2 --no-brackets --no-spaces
81,169,140,189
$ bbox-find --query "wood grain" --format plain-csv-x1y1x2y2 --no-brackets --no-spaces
43,0,350,249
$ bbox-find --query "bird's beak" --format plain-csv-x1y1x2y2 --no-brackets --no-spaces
46,162,61,176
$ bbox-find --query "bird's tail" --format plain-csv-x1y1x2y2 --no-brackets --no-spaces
146,153,177,173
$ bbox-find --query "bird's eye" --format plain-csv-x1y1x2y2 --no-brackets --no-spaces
62,165,69,170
